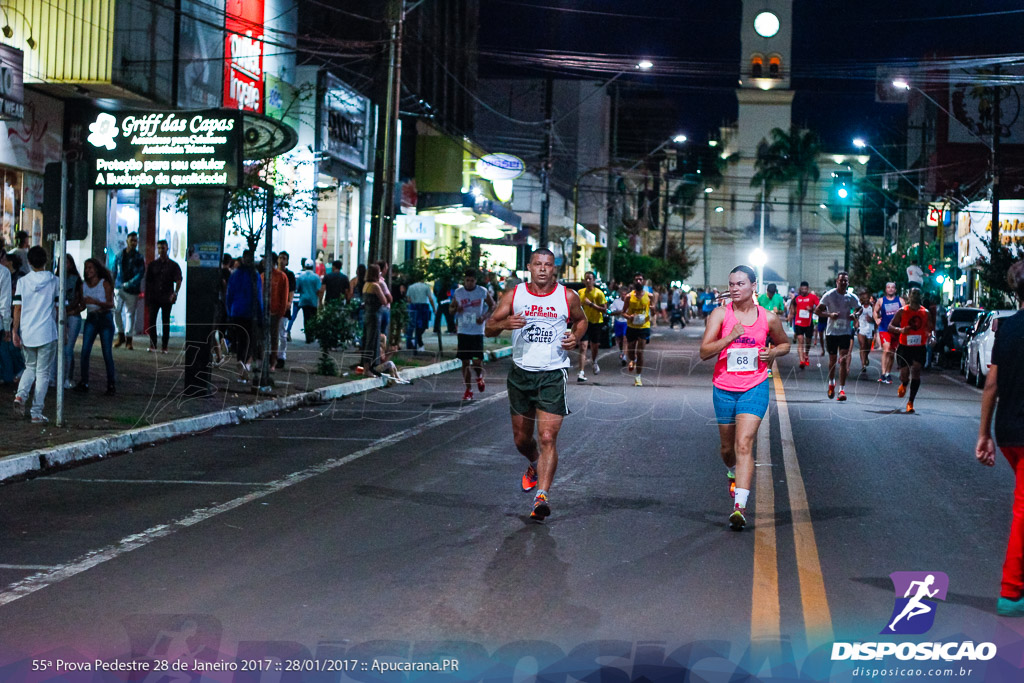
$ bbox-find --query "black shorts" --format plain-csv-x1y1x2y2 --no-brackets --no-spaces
456,334,484,361
896,344,927,369
794,325,814,339
826,334,853,355
625,327,651,344
581,322,602,345
507,365,569,416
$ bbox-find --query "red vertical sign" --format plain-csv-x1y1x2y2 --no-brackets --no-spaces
224,0,265,112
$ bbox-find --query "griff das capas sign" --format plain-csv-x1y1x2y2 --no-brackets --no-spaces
83,109,243,189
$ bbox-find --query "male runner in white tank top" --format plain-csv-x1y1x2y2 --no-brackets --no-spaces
486,248,588,521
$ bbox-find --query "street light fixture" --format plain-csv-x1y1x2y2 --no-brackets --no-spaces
673,134,687,144
637,60,654,70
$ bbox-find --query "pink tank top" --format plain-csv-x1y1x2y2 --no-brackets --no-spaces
712,302,770,392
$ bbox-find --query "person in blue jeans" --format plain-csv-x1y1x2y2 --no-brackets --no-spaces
75,258,117,395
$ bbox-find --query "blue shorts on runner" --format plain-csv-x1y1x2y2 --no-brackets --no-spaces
713,380,770,425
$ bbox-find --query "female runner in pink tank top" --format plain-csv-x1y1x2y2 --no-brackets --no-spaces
699,265,791,531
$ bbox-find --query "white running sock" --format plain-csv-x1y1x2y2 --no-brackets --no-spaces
838,385,845,392
735,488,750,508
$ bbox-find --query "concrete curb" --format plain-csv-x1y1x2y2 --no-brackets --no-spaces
0,345,513,484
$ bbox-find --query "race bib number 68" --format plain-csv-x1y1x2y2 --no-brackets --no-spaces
727,347,759,373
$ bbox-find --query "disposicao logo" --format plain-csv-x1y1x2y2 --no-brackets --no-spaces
87,112,119,150
831,571,997,663
883,571,948,635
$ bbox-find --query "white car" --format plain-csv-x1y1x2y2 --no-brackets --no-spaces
966,310,1017,387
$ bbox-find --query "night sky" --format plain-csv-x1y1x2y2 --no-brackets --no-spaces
478,0,1024,151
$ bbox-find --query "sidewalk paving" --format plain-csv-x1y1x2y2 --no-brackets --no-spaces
0,327,511,463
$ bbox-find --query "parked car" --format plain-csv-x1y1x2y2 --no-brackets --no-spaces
931,307,983,368
960,311,987,377
965,310,1016,387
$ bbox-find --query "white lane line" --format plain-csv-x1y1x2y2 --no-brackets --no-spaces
0,392,508,608
43,478,270,487
212,435,376,441
0,565,57,571
939,373,983,394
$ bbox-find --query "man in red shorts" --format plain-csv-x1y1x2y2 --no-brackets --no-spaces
976,260,1024,616
789,281,818,368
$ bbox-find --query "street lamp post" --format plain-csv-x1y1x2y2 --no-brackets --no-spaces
542,59,655,250
892,78,1001,251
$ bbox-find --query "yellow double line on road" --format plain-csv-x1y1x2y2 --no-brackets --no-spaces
750,367,834,646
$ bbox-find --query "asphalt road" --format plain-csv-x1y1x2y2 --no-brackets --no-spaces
0,325,1019,681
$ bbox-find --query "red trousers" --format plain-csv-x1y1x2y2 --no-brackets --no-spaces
1002,446,1024,599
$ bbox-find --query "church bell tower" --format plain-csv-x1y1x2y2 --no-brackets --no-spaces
735,1,795,156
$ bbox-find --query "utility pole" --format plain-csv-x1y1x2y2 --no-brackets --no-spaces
844,205,852,272
991,64,1002,252
605,83,618,283
369,0,403,266
661,160,669,260
539,77,554,249
703,190,710,289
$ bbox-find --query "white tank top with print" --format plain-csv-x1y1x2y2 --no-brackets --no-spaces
510,283,570,371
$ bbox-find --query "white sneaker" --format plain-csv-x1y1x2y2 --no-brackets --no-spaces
634,375,643,387
593,362,600,375
577,371,587,383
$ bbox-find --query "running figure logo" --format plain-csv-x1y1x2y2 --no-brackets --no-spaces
882,571,949,635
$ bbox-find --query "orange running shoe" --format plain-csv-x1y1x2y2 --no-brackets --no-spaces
906,402,915,414
522,464,538,492
727,470,736,498
827,383,835,399
898,383,906,398
837,390,847,402
530,492,551,521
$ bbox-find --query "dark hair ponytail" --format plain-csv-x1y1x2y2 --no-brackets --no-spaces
730,265,757,282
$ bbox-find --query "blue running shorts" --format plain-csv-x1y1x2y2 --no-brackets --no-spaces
713,380,770,425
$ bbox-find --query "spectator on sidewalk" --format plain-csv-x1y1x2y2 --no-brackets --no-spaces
225,249,263,378
0,248,12,379
144,239,182,353
12,230,31,276
12,246,59,421
264,253,290,371
295,262,320,343
376,260,394,344
0,248,23,384
279,251,298,347
360,264,385,373
75,258,117,396
319,260,350,306
53,255,85,389
976,260,1024,617
405,277,436,351
112,231,145,350
212,253,232,365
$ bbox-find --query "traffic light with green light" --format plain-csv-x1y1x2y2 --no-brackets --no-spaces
832,170,853,204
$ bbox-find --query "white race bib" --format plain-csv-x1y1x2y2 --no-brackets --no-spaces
726,347,759,373
798,309,810,320
633,312,646,325
906,334,922,346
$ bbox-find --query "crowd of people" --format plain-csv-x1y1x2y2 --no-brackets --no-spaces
0,230,187,423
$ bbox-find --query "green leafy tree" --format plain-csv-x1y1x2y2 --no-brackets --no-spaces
975,235,1024,308
592,228,696,284
304,299,361,376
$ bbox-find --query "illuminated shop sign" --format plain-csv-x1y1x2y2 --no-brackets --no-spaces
476,153,525,181
0,44,24,121
320,72,371,171
83,109,242,189
224,0,265,112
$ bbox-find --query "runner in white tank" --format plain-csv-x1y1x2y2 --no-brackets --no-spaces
486,248,588,522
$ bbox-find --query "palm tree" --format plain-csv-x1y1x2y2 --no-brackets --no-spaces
752,126,822,282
